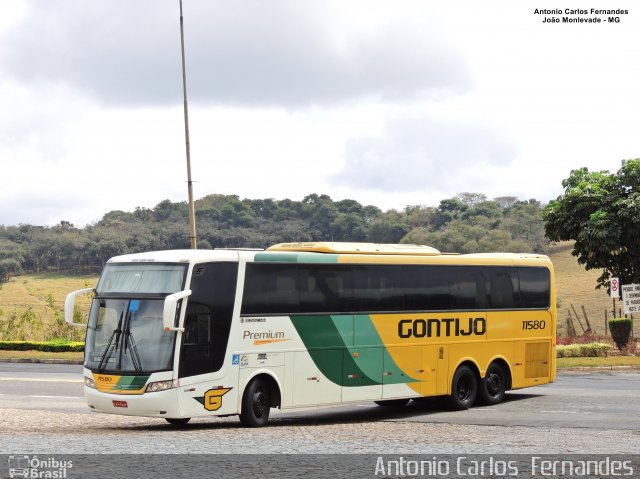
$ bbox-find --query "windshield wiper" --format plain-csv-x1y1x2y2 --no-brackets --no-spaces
123,311,143,373
97,312,123,372
124,331,143,373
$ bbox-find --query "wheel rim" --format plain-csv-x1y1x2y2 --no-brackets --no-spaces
456,376,471,401
486,372,503,397
252,387,268,418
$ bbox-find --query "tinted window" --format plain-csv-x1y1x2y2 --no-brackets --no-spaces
299,266,353,313
180,262,238,377
449,267,484,310
242,264,353,314
486,268,518,309
403,266,447,310
518,267,550,308
241,263,549,314
242,264,299,314
352,265,405,312
243,263,487,314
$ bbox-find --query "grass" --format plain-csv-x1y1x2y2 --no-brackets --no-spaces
548,242,639,338
0,272,97,321
557,355,640,368
0,349,83,362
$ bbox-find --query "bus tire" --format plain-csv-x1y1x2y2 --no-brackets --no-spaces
165,417,190,425
448,365,477,410
239,377,271,427
374,399,410,408
478,362,506,405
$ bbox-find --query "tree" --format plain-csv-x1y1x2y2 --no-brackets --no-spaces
368,211,409,243
543,159,640,290
434,198,468,228
456,192,487,208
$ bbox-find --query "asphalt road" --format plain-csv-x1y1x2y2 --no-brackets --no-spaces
1,363,639,454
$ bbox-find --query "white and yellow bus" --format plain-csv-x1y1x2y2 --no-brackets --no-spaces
65,242,556,427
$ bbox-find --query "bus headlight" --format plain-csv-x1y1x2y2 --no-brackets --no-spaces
145,380,176,393
84,376,97,389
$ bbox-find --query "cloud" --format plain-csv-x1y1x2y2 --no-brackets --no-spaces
2,0,470,107
332,115,517,194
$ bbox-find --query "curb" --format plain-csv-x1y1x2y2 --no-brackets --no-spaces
0,358,83,365
558,365,640,373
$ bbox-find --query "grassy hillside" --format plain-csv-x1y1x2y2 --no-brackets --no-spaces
0,273,97,319
0,246,636,340
549,242,639,338
0,273,97,341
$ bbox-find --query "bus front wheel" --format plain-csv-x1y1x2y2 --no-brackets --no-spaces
239,377,271,427
478,362,506,405
448,365,477,410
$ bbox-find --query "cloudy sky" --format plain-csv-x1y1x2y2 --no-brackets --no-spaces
1,1,638,227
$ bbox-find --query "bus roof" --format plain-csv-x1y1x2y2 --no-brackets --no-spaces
105,244,552,269
267,242,441,256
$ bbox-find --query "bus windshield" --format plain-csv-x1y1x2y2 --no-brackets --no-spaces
85,298,175,373
86,263,187,373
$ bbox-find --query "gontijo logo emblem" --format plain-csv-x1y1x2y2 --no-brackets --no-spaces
193,388,232,411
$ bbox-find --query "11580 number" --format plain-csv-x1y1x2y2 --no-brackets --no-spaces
522,320,546,330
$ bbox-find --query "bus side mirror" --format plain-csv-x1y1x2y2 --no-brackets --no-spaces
163,290,192,332
64,288,94,327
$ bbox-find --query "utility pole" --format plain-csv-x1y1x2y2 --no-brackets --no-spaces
179,0,197,249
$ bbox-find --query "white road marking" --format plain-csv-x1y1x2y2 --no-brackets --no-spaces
0,377,82,383
31,395,83,399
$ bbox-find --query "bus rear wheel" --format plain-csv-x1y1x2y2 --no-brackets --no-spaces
165,417,190,425
239,377,271,427
478,363,506,405
374,399,410,408
448,365,477,410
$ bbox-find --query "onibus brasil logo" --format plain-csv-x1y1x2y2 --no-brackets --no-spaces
8,456,73,478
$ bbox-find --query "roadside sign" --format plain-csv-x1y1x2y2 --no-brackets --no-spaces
610,277,620,298
621,283,640,314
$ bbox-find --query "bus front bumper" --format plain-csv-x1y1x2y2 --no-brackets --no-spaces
84,386,181,418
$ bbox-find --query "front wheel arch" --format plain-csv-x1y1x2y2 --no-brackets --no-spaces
238,373,281,427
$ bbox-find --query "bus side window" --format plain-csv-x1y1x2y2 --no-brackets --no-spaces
242,264,299,314
487,268,517,309
184,308,210,346
449,267,484,310
403,266,450,311
518,267,550,309
352,265,405,312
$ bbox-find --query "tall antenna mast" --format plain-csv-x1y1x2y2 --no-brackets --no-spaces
179,0,197,249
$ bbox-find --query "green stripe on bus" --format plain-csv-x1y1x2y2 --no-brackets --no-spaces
290,315,378,386
290,315,417,386
114,376,149,390
352,315,418,384
254,253,339,263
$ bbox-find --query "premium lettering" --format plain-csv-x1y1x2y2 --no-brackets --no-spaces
243,330,285,340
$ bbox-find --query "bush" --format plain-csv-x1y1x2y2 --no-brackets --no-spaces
0,307,85,343
609,318,633,351
557,342,611,358
556,335,574,346
0,341,84,352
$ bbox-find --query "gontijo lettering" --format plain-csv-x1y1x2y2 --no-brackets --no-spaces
398,317,486,338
